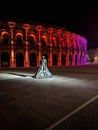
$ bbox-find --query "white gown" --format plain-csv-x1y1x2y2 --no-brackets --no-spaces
34,57,52,78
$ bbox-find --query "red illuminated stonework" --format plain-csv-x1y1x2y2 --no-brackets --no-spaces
0,20,87,68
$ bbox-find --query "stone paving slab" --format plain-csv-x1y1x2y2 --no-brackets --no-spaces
0,65,98,130
47,95,98,130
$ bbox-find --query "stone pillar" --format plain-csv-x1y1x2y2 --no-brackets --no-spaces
8,22,16,68
72,50,75,65
77,51,81,65
24,41,29,67
65,31,71,66
37,26,42,67
83,51,86,64
48,27,53,67
77,35,81,65
23,24,30,68
57,29,62,66
66,49,70,66
48,43,53,66
72,33,76,66
58,44,62,66
83,38,87,64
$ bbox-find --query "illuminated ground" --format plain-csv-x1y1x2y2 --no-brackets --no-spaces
0,65,98,130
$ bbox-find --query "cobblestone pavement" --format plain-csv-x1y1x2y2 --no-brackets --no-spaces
0,65,98,130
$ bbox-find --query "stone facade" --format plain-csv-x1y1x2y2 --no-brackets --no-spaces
0,20,87,68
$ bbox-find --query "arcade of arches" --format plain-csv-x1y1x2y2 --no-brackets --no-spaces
0,21,87,68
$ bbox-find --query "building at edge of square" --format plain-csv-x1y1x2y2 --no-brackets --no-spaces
0,20,87,68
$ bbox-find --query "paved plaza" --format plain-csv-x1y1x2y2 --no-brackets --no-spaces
0,65,98,130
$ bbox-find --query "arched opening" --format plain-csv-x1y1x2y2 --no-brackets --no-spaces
61,54,65,66
15,33,24,50
2,33,9,45
16,53,24,67
29,35,36,49
75,55,77,65
41,38,47,48
30,53,37,66
80,54,82,64
1,52,10,68
52,54,57,66
69,55,72,65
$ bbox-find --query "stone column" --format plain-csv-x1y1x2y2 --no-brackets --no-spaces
83,38,87,64
72,33,76,66
77,50,81,65
58,44,62,66
72,50,75,65
77,35,81,65
65,31,71,66
48,27,53,67
66,49,69,66
83,51,87,64
36,26,42,67
8,22,16,68
57,29,62,66
23,24,30,68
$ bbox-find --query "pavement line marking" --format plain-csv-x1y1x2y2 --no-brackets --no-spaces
45,95,98,130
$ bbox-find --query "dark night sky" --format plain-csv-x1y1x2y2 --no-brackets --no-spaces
1,1,98,50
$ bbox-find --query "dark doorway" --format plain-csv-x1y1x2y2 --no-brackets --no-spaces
52,54,57,66
1,52,10,68
30,53,37,66
61,54,65,66
16,53,24,67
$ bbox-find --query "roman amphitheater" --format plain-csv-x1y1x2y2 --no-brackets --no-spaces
0,20,87,69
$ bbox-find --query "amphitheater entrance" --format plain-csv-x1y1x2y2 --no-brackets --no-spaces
16,53,24,67
69,55,72,65
61,54,65,66
52,54,57,66
75,55,78,65
30,53,37,67
1,52,10,68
